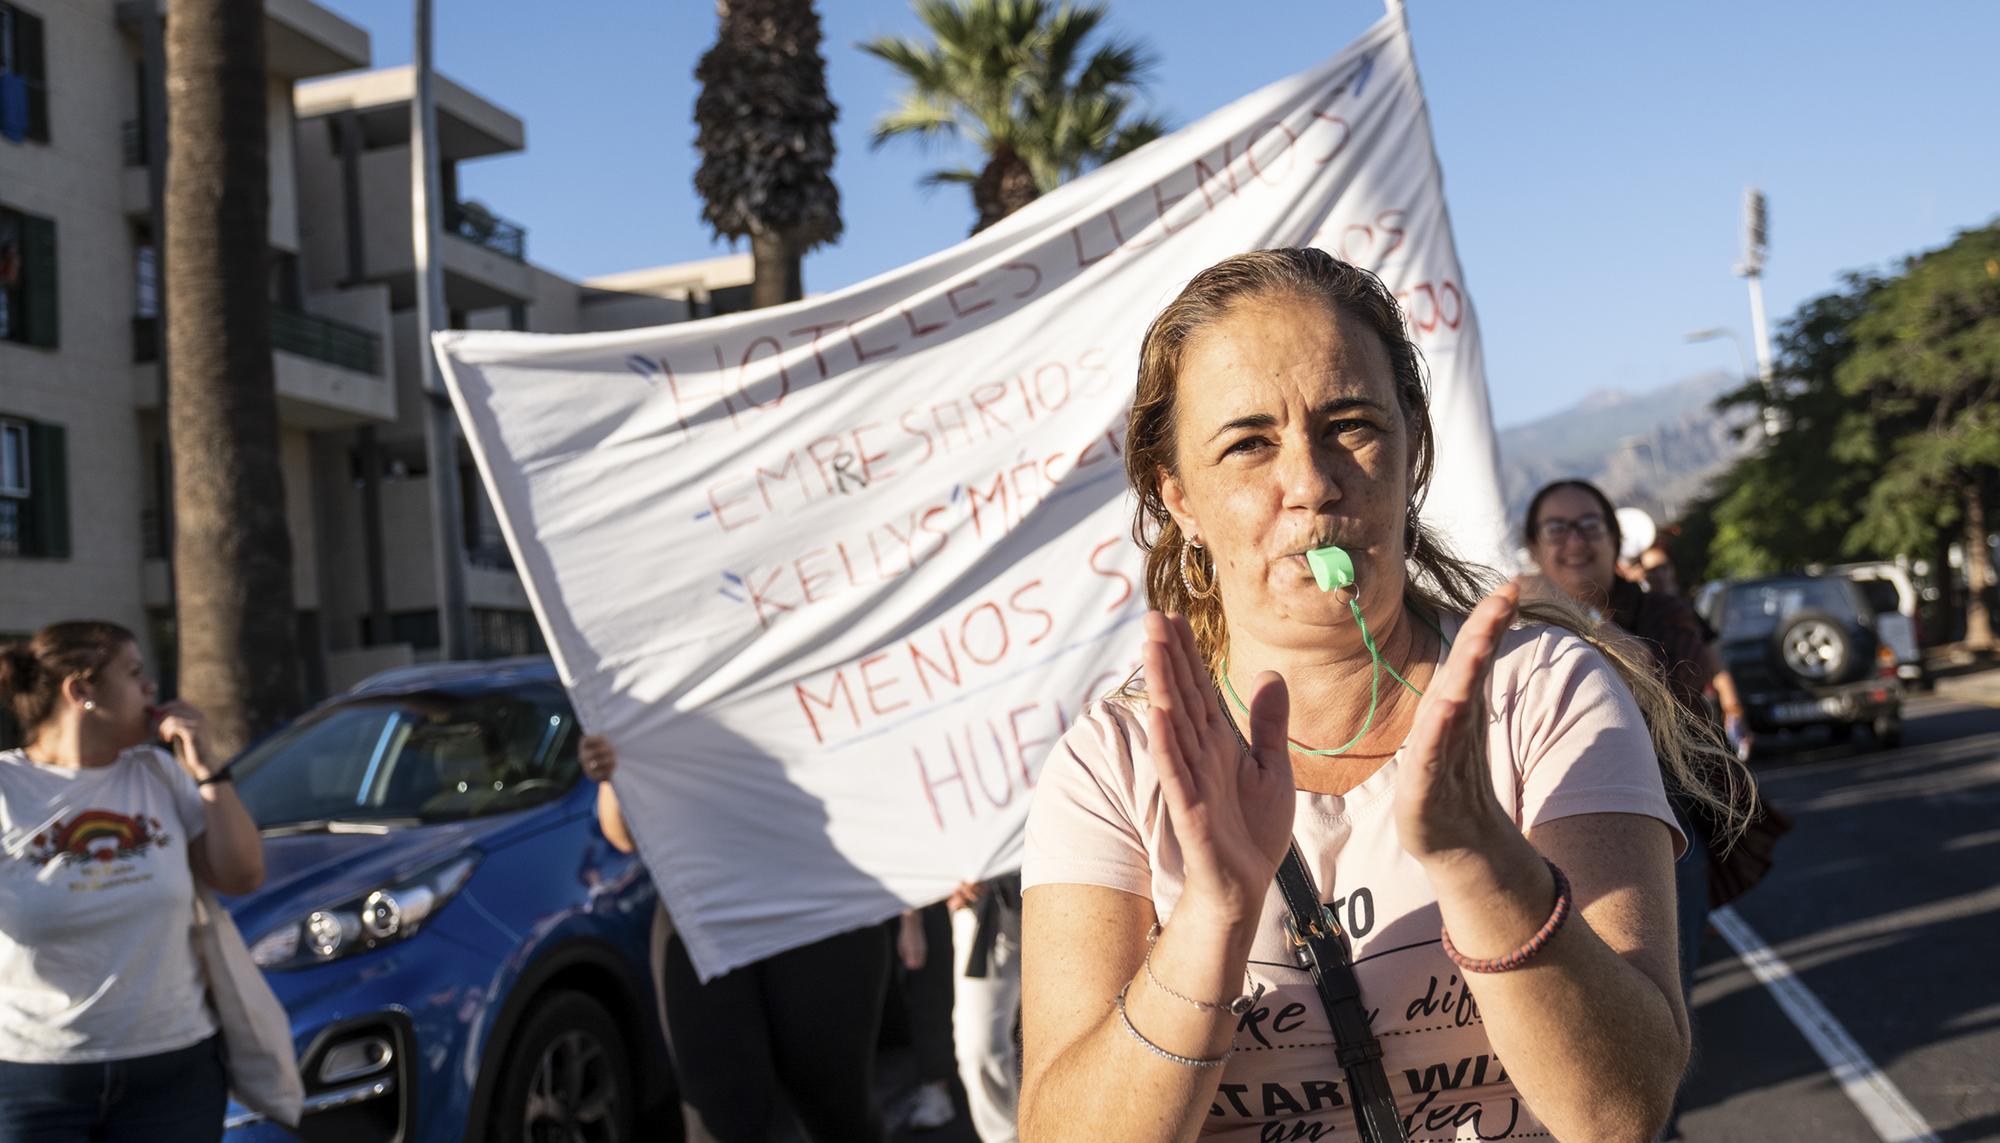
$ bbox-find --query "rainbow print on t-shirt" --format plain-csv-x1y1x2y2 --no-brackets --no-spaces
17,810,171,867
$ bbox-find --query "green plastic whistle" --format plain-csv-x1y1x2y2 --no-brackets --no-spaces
1306,545,1355,593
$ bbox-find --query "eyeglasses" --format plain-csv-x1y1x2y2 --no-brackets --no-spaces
1536,515,1608,543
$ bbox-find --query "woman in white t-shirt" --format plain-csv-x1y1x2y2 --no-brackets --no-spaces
1018,249,1750,1143
0,620,265,1142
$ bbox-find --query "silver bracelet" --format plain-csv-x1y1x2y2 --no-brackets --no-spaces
1114,983,1234,1068
1144,922,1265,1015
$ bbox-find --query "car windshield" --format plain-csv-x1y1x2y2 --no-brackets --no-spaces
233,685,580,829
1719,579,1857,638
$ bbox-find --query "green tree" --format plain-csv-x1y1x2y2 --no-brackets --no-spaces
165,0,303,752
1837,223,2000,649
862,0,1166,233
1679,276,1889,581
694,0,843,308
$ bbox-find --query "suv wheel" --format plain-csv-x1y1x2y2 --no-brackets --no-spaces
492,990,632,1143
1773,609,1860,686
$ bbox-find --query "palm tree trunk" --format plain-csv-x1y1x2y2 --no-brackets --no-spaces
1965,479,1996,652
165,0,302,754
971,144,1040,234
749,230,802,309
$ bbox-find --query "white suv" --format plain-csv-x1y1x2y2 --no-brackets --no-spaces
1828,561,1929,689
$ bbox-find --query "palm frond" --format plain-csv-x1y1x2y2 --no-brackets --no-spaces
870,0,1163,222
1074,38,1154,98
859,36,950,94
919,167,982,188
871,93,962,148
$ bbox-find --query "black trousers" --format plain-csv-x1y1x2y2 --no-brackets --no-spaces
897,901,958,1087
662,922,891,1143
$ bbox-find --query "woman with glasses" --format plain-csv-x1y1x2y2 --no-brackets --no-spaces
1522,480,1781,1133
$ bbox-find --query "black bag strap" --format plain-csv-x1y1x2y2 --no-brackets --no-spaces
1208,685,1406,1142
1275,843,1408,1143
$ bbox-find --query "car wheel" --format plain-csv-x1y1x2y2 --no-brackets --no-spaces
1771,609,1864,687
491,990,632,1143
1872,714,1903,750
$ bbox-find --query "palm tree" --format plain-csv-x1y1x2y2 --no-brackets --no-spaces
862,0,1167,233
165,0,302,753
694,0,843,309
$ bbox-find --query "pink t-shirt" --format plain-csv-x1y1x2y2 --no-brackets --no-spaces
1022,620,1683,1142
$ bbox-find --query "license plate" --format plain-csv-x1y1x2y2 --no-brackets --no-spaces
1770,697,1847,723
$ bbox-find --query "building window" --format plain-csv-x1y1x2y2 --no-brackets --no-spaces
471,609,546,659
0,2,49,144
361,610,441,652
0,206,57,347
0,415,66,558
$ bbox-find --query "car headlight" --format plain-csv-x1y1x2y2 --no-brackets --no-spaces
249,853,479,970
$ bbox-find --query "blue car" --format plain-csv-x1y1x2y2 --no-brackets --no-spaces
218,658,672,1142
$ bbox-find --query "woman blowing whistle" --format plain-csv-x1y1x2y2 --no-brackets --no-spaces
1016,249,1748,1143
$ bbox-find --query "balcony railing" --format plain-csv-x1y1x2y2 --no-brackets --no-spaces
445,201,527,261
271,307,381,375
132,311,380,374
122,119,148,168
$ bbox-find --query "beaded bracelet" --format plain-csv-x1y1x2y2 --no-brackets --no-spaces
1114,982,1234,1068
1440,859,1572,974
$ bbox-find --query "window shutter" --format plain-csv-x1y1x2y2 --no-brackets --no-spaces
25,419,66,558
21,211,54,348
16,7,45,142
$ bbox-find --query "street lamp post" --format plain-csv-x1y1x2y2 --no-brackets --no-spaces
1733,188,1782,436
413,0,471,661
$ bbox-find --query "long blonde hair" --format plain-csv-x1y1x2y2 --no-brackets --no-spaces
1124,249,1754,847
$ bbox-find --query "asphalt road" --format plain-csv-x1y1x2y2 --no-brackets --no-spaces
1674,677,2000,1142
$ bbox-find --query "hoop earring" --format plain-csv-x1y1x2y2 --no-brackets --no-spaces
1180,537,1218,601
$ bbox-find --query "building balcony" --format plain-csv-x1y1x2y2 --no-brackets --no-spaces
272,306,381,375
118,0,370,81
294,66,525,163
445,201,526,262
131,289,397,429
348,169,537,308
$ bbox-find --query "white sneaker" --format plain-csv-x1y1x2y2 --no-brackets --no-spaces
905,1080,956,1131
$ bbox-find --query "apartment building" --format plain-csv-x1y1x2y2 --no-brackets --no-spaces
0,0,749,698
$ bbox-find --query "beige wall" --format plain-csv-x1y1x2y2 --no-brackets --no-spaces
0,1,150,647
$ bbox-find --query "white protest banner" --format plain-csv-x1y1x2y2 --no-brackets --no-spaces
434,12,1506,981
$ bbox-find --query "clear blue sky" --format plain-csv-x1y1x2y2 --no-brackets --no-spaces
318,0,1999,427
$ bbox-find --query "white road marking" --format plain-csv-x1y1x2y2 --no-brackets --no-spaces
1711,905,1940,1143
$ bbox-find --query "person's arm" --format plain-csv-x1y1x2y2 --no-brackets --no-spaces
581,735,636,854
159,702,265,896
1704,642,1752,747
1424,814,1685,1140
1022,884,1256,1143
1020,612,1296,1143
1400,587,1687,1141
